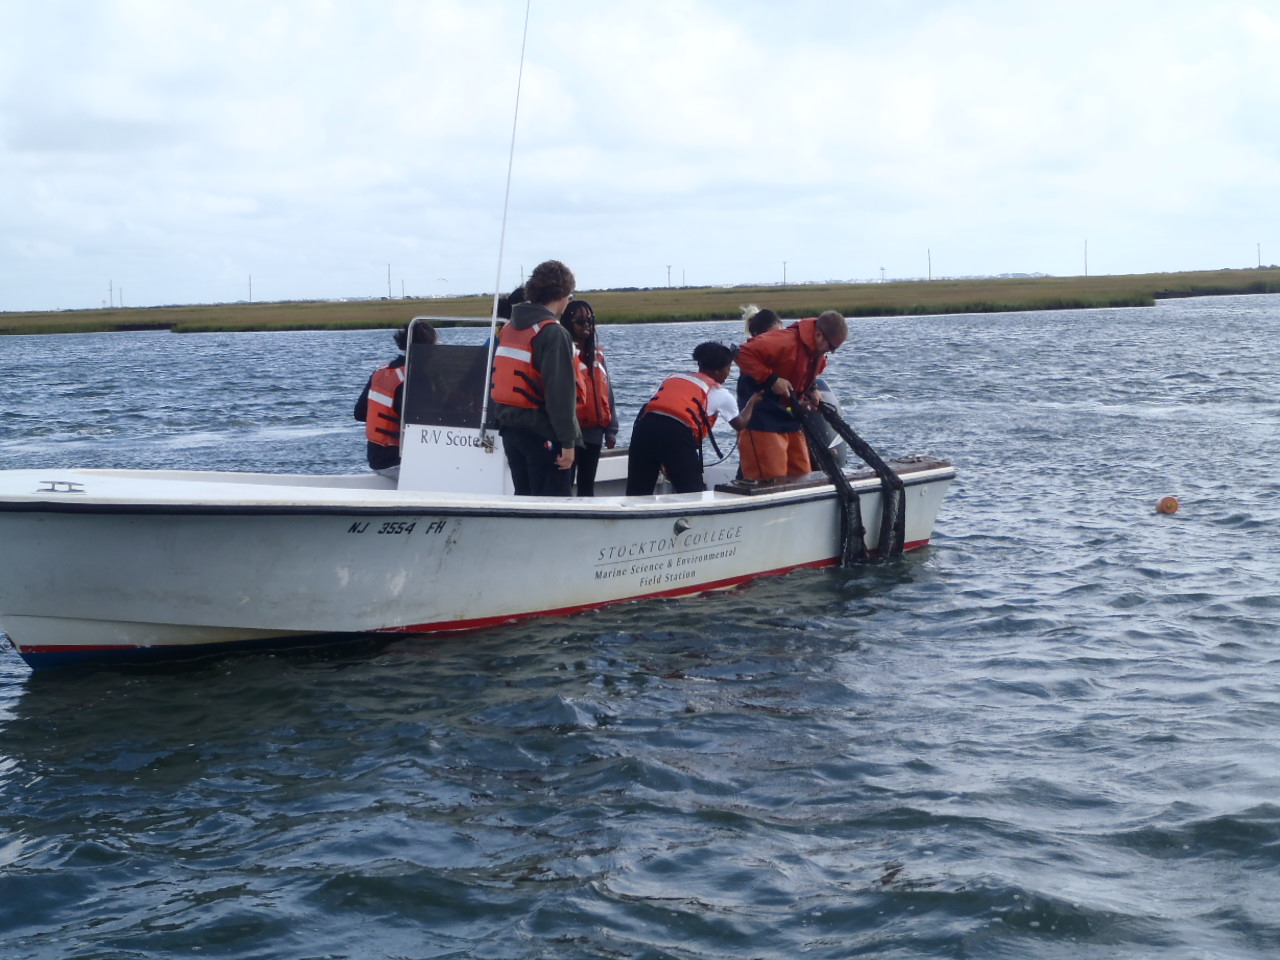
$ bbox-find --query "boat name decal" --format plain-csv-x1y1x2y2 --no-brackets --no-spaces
594,524,743,585
347,518,448,536
417,428,488,448
595,524,743,563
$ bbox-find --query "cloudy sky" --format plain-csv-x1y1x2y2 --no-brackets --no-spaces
3,0,1278,312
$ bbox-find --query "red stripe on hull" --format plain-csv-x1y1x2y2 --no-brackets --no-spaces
376,556,843,635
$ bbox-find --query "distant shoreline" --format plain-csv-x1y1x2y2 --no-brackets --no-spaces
5,267,1280,336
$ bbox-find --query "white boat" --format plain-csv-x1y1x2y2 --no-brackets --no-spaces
0,340,954,670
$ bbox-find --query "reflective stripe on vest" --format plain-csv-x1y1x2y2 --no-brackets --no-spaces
644,372,718,441
576,348,612,429
490,318,558,409
365,364,405,447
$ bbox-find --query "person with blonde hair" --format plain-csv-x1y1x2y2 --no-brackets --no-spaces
741,303,782,339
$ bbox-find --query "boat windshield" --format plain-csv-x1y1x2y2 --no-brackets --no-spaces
402,343,493,430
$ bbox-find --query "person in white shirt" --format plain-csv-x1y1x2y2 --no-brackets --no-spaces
625,341,762,495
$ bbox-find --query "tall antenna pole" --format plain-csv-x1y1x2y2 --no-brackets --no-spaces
479,0,533,439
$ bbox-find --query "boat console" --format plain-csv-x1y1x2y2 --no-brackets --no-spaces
395,341,632,496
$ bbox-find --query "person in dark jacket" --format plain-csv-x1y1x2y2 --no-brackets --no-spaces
489,260,580,496
354,321,436,479
496,285,525,320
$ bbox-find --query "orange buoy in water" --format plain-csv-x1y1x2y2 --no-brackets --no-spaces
1156,495,1180,515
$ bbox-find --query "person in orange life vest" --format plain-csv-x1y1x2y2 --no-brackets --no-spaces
490,259,581,496
354,320,437,479
559,299,618,496
734,310,847,481
625,341,762,496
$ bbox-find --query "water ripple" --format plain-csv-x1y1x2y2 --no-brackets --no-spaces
5,300,1280,957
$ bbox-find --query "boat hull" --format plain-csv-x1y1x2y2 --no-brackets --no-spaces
0,461,953,669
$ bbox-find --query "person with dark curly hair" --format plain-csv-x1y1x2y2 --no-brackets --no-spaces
560,299,618,496
490,260,581,496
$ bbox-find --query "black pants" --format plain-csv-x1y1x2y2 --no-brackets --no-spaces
573,442,604,496
500,424,572,497
625,413,703,496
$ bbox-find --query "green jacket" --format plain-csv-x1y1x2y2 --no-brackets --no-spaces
494,301,582,449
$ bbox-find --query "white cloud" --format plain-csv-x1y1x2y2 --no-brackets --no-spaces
2,0,1280,311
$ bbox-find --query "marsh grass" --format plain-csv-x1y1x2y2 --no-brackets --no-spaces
5,268,1280,335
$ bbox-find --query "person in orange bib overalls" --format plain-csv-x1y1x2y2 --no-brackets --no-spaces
734,310,847,481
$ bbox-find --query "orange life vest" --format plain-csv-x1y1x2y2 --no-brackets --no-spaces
364,363,405,447
576,348,612,430
490,318,558,409
643,372,719,441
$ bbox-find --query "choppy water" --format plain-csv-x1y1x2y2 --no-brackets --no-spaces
2,295,1279,959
